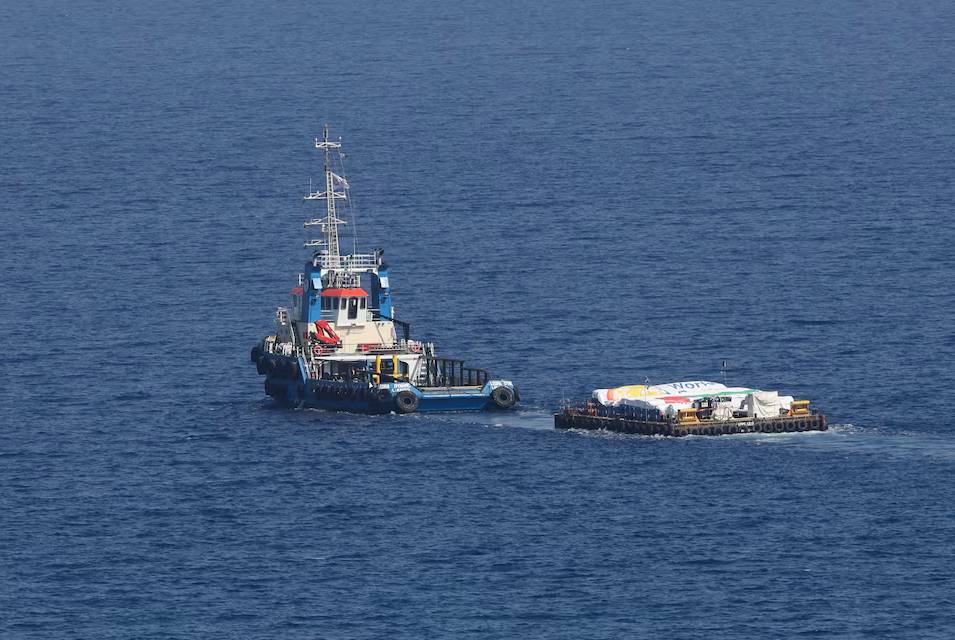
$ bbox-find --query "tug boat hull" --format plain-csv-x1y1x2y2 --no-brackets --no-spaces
259,353,517,414
554,409,828,437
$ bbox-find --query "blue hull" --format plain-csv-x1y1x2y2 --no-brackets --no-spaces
259,355,516,414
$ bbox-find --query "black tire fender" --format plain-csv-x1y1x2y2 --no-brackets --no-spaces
394,390,419,413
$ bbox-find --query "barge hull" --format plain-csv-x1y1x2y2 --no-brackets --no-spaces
554,412,828,437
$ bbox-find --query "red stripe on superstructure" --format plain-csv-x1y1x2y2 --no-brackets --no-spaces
320,288,369,297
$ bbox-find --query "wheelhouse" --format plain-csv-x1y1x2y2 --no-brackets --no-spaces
320,287,369,326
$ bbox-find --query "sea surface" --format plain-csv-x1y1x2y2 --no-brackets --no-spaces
3,1,955,638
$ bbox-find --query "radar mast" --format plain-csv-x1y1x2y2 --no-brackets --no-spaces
304,124,349,276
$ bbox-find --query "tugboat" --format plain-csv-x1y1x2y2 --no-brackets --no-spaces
250,126,519,414
555,380,827,437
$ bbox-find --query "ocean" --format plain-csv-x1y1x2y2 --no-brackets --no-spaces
2,0,954,637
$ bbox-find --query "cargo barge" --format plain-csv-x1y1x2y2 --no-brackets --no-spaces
555,380,827,437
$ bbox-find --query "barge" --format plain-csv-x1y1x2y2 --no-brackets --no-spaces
555,380,827,437
250,126,519,414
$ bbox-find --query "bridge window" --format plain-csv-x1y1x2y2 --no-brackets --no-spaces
348,297,359,319
360,298,366,309
340,298,347,310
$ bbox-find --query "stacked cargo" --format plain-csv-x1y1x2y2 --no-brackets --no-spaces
592,380,795,420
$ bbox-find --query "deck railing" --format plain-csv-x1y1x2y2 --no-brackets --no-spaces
315,252,380,271
418,357,488,388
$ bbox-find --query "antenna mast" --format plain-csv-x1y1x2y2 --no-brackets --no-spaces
304,124,348,271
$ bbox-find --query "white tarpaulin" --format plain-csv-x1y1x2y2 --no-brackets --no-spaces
593,381,757,410
742,391,780,418
592,380,800,418
712,405,735,421
593,381,728,406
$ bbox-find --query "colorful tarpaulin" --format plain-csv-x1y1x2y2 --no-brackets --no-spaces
592,380,792,418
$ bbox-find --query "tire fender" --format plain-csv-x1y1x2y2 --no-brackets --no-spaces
394,390,419,413
490,386,516,409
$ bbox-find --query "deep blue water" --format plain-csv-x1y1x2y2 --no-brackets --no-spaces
3,1,955,637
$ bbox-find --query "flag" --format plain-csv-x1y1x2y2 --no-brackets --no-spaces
330,172,349,191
